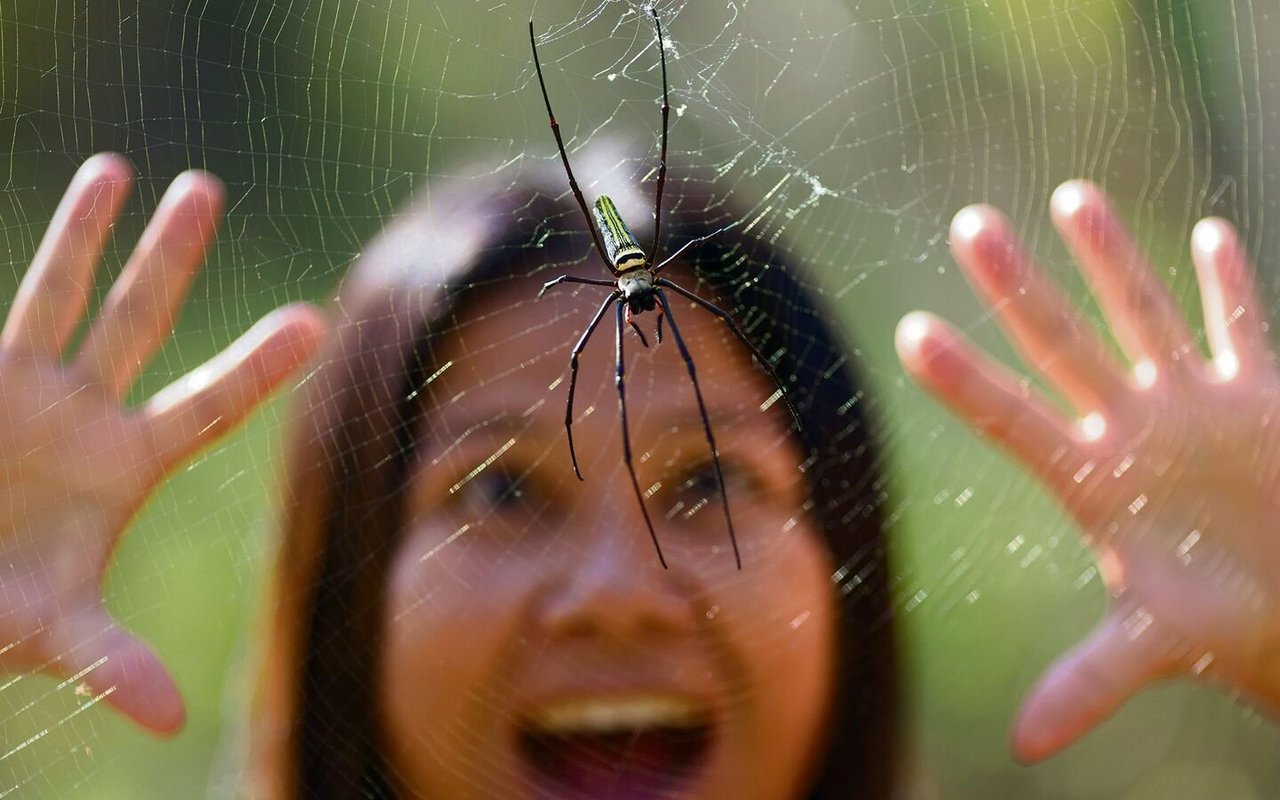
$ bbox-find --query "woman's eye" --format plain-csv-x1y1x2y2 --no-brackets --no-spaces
677,466,723,499
668,461,755,514
455,467,530,513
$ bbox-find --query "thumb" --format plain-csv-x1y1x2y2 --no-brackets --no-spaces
50,605,186,736
1012,607,1177,763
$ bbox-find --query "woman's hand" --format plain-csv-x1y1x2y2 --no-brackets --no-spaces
0,154,326,734
896,180,1280,762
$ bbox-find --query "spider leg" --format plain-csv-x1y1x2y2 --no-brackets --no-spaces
625,305,651,349
656,278,802,433
648,8,670,261
654,302,665,345
654,290,741,570
564,290,621,480
615,300,668,569
539,274,616,299
529,21,612,270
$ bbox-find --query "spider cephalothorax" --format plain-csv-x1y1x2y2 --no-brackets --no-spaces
530,11,796,569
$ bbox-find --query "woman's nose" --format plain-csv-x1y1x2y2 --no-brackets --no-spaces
536,513,696,640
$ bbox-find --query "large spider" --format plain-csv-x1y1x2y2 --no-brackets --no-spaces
530,10,795,569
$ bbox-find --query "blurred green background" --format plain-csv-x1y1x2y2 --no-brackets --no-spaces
1,0,1279,797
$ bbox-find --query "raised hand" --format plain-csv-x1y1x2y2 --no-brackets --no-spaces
896,181,1280,762
0,154,326,734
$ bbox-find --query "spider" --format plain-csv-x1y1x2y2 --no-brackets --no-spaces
530,10,796,570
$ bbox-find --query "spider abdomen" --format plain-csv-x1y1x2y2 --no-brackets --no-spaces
593,195,648,274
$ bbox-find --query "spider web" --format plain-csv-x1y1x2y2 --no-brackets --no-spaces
0,0,1278,797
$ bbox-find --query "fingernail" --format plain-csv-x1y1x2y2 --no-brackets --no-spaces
1192,218,1243,285
1051,181,1089,217
950,205,986,242
895,311,931,351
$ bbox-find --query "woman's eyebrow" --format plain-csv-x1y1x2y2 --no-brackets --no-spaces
657,409,792,440
435,404,550,437
412,411,549,480
418,412,550,467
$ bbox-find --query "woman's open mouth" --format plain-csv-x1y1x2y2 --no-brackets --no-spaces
518,695,716,800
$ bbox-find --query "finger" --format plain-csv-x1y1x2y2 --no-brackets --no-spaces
1011,607,1177,762
52,605,186,736
1,154,134,359
144,303,327,467
73,170,225,397
896,311,1086,484
1050,180,1200,381
949,205,1130,412
1190,217,1271,380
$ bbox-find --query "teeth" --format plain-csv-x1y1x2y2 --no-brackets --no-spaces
528,696,708,734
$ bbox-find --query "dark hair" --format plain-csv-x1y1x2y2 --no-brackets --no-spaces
252,149,898,799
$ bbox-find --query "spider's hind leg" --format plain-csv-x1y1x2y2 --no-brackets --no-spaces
538,274,615,299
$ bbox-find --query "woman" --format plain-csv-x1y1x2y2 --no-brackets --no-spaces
257,148,901,793
2,150,1279,798
0,149,897,799
249,149,898,798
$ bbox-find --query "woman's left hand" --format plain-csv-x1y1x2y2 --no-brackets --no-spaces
896,180,1280,762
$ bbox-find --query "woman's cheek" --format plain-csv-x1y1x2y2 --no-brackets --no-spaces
753,524,839,788
378,524,532,797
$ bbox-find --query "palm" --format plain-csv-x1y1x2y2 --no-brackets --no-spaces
0,154,324,734
1071,368,1280,661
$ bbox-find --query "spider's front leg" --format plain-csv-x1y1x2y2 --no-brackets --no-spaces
562,290,620,481
657,277,801,433
614,300,668,568
654,289,741,569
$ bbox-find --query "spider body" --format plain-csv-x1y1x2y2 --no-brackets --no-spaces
593,194,663,339
530,12,797,570
594,195,648,274
617,268,658,315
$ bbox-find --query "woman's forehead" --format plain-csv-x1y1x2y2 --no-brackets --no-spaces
424,276,786,432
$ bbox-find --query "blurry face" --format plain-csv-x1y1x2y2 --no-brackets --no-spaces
378,278,837,800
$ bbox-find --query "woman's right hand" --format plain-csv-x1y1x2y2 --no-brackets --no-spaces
897,182,1280,761
0,154,326,734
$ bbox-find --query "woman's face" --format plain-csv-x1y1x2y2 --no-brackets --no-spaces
378,276,838,800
